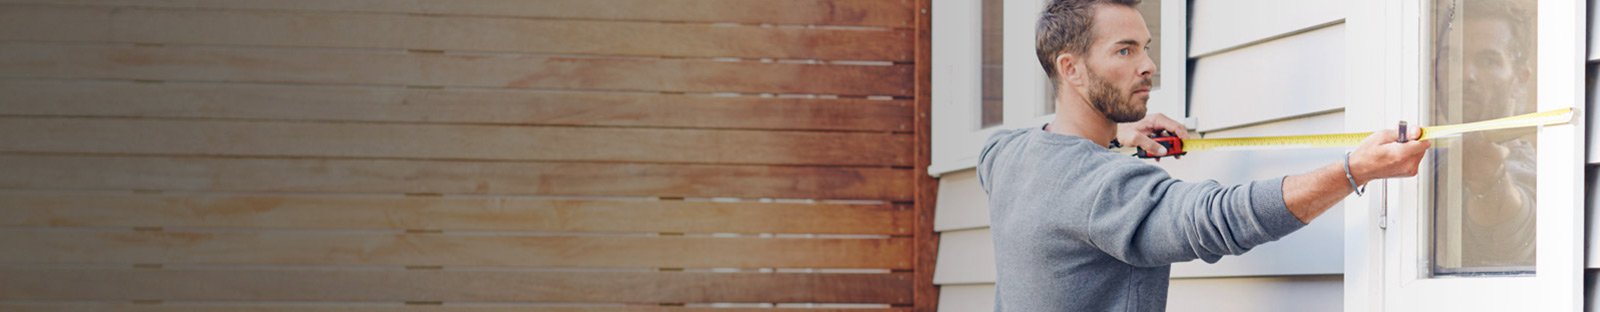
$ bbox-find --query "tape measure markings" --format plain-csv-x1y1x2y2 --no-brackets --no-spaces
1118,107,1574,154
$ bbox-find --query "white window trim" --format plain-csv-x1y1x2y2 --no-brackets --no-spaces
931,0,1189,177
930,0,992,177
1345,0,1587,310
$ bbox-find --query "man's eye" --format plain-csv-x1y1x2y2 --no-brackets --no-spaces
1118,48,1130,56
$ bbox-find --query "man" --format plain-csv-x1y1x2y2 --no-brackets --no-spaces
975,0,1432,310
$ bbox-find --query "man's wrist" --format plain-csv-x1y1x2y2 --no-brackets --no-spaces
1343,152,1367,196
1345,152,1375,186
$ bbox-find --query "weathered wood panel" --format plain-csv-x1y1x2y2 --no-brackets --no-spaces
0,193,913,234
0,304,910,312
0,0,929,308
0,269,915,303
0,230,914,269
0,43,914,96
0,0,917,28
0,5,913,61
0,118,912,166
0,80,914,132
0,155,916,200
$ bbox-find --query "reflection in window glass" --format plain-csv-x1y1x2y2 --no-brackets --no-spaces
1136,0,1160,90
1045,0,1160,116
980,0,1004,128
1428,0,1537,276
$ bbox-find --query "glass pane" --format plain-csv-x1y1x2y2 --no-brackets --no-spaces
1427,0,1538,276
1137,0,1160,89
980,0,1004,128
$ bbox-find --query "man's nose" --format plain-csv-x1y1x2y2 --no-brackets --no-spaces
1139,54,1157,79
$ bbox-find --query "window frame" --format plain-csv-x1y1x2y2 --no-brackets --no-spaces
1347,0,1588,310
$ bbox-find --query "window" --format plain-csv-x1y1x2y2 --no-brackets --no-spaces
1371,0,1583,308
1425,0,1538,276
982,0,1005,128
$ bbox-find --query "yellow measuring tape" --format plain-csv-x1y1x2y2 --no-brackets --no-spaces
1130,108,1574,154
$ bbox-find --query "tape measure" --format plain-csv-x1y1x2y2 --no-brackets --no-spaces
1123,107,1575,159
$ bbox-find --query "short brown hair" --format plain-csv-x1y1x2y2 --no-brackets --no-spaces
1462,0,1534,64
1036,0,1142,81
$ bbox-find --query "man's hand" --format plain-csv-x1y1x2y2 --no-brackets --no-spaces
1117,113,1189,156
1347,127,1431,184
1461,132,1509,188
1282,125,1430,223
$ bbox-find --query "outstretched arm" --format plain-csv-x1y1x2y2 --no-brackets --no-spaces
1089,117,1431,267
1283,128,1430,223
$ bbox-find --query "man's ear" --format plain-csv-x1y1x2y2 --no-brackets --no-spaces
1055,53,1084,87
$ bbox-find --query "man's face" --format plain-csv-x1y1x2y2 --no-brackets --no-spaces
1077,4,1157,123
1459,18,1527,121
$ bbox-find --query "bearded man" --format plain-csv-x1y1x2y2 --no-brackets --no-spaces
976,0,1433,310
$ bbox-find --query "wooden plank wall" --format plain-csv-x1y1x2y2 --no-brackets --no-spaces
0,0,936,311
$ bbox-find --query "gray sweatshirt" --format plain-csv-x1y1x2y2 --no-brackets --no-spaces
977,127,1307,311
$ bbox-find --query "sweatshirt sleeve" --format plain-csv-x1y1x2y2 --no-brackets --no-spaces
1079,158,1307,267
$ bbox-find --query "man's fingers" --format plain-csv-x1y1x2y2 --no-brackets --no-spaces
1128,136,1168,156
1151,120,1188,139
1141,114,1190,139
1163,120,1191,139
1402,138,1432,154
1362,129,1396,146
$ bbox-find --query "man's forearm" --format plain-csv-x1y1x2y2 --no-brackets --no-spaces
1279,128,1428,224
1282,163,1364,223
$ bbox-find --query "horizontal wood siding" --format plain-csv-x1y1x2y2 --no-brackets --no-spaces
1,0,927,310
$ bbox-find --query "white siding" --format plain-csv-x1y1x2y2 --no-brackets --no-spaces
1589,0,1600,266
937,284,996,312
1168,275,1343,312
1590,0,1600,62
1590,63,1600,164
1190,24,1345,132
1587,269,1600,311
1589,165,1600,268
935,273,1343,312
935,170,990,232
931,169,994,311
933,227,996,285
1179,0,1350,283
1189,0,1344,57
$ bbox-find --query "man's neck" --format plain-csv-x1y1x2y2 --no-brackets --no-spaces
1047,96,1117,147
